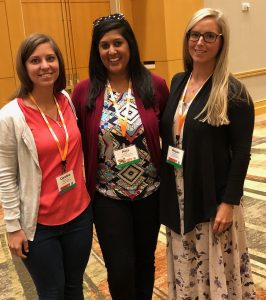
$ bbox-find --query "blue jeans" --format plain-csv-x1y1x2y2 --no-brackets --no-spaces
23,205,93,300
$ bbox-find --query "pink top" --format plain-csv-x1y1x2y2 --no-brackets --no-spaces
18,93,90,225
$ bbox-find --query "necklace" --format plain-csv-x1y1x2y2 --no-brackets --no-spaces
189,80,204,94
190,86,197,93
189,76,211,94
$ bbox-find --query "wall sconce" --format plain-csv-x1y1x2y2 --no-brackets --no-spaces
241,2,251,12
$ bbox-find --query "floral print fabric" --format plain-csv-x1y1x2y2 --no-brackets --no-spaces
166,169,256,300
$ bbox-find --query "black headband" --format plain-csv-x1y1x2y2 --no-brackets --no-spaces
93,13,126,28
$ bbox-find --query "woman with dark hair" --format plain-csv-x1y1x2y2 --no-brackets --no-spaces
0,33,93,299
72,13,169,300
160,8,255,299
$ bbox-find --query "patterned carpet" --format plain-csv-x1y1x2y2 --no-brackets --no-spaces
0,114,265,300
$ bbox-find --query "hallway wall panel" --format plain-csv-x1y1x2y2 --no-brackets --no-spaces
21,2,73,89
204,0,266,106
69,1,110,81
0,1,19,106
0,2,13,79
0,0,111,106
0,78,16,107
120,0,203,85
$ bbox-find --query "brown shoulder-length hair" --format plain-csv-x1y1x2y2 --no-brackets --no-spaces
14,33,66,98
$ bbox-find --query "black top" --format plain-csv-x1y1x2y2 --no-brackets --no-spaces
159,72,254,234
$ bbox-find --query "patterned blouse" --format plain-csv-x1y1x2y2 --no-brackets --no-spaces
96,86,159,201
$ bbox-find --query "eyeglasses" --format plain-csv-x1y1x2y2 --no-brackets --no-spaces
188,31,223,43
93,13,125,28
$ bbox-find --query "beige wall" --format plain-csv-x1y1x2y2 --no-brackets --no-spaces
1,0,265,107
0,0,25,107
20,0,110,86
0,0,110,107
120,0,203,86
204,0,266,102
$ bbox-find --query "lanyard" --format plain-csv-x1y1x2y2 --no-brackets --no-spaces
177,73,193,134
176,73,211,134
107,80,132,137
28,93,69,173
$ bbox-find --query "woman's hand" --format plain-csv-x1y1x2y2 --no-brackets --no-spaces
212,202,234,234
7,230,29,259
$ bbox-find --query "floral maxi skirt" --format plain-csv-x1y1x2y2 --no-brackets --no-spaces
166,172,256,299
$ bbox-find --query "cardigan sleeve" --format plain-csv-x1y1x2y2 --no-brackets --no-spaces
222,89,254,205
153,74,169,117
71,80,89,129
0,108,22,232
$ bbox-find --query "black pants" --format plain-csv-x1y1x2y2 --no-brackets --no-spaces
93,190,160,300
23,205,93,300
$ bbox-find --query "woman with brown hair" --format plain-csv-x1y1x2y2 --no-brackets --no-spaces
0,33,93,299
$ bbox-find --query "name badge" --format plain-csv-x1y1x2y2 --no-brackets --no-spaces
56,170,76,194
166,145,184,168
114,145,141,168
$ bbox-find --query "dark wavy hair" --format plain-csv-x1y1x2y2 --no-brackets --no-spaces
87,14,154,110
14,33,66,98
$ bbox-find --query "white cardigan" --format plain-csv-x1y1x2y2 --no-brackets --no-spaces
0,99,42,241
0,91,75,241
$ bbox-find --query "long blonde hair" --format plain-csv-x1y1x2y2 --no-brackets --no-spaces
183,8,230,126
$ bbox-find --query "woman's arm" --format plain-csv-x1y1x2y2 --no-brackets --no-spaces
0,110,28,257
223,90,254,205
0,113,21,230
213,85,254,233
152,74,169,118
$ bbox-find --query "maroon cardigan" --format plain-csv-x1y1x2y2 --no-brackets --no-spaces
72,74,169,198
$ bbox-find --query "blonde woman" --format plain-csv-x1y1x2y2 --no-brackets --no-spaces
160,8,256,299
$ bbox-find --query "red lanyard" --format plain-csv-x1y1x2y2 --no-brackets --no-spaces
107,80,132,137
28,93,69,173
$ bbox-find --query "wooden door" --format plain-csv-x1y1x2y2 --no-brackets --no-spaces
0,0,110,107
